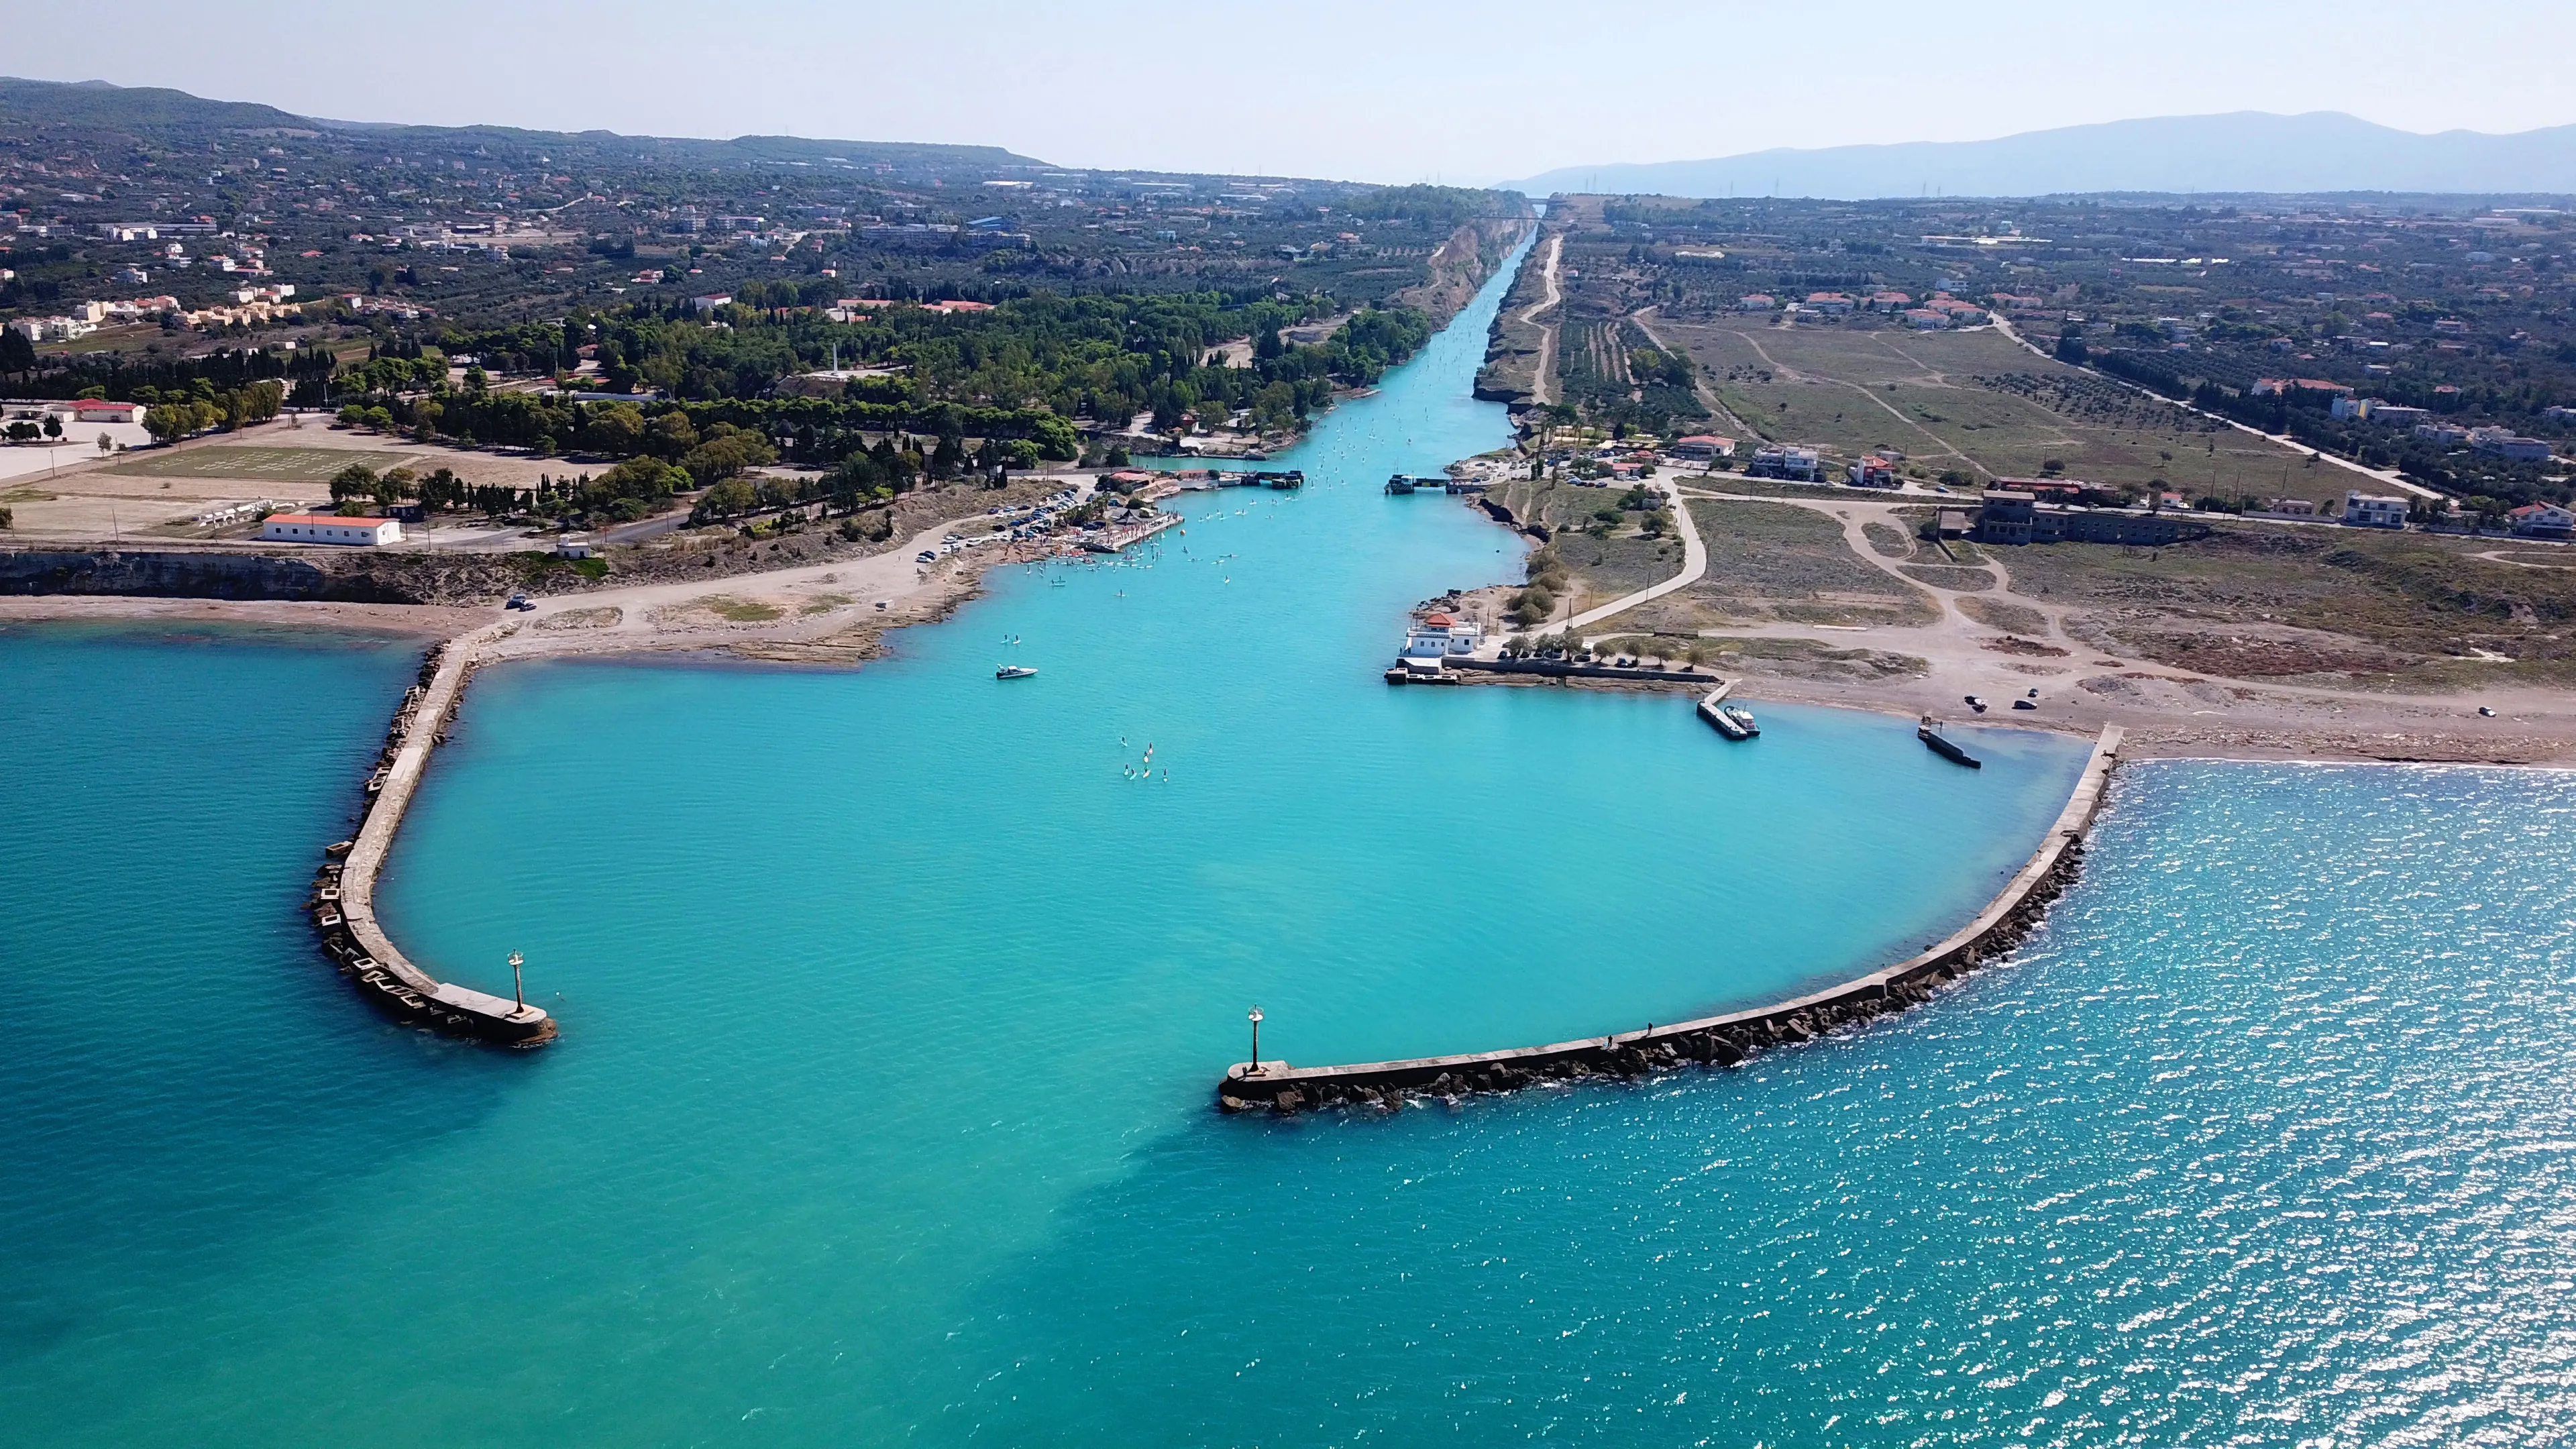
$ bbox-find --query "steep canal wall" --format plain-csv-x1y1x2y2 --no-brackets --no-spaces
304,627,554,1044
1220,725,2123,1112
0,548,330,600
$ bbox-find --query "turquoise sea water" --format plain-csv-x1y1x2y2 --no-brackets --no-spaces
10,245,2568,1444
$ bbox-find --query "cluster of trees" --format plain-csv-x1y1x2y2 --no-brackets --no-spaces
3,342,331,404
1340,185,1519,227
143,379,284,443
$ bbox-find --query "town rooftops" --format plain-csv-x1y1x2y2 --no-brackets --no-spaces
1422,612,1456,628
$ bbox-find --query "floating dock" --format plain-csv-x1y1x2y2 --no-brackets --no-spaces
1918,716,1982,768
1081,511,1183,553
1217,726,2124,1112
1695,680,1752,739
305,633,555,1046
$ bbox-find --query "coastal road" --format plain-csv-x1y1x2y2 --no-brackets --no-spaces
482,477,1102,663
1554,480,1709,637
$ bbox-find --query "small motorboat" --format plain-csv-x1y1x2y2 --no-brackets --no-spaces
995,665,1038,680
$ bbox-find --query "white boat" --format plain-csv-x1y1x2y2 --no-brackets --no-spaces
996,665,1038,680
1697,689,1756,740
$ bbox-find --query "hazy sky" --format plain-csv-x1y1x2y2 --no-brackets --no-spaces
9,0,2575,183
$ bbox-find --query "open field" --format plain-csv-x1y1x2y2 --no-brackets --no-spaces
1649,323,2354,508
1,419,676,541
2003,523,2576,690
109,445,414,482
1644,499,1937,631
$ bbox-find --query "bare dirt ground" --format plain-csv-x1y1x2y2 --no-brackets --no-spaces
1487,483,2576,765
0,414,591,540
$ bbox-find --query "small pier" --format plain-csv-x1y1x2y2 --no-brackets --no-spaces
1218,727,2123,1113
1695,680,1754,739
1446,656,1716,684
1918,716,1982,768
305,630,554,1046
1082,511,1183,554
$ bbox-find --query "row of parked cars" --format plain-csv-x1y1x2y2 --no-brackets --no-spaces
915,485,1088,565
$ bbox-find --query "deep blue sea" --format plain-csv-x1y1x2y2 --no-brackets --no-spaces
9,240,2571,1446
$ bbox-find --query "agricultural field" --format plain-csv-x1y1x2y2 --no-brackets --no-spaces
109,446,414,483
1649,323,2352,508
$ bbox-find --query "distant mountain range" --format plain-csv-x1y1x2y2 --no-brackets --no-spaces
1506,113,2576,200
0,76,1045,174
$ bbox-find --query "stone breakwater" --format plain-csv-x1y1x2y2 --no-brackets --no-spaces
303,630,554,1045
1219,726,2123,1114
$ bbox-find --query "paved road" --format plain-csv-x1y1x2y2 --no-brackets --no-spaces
1554,480,1709,636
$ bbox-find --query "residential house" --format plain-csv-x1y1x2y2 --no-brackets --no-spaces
1746,446,1822,481
2510,502,2575,538
2342,490,2409,528
2473,432,2555,463
1668,435,1735,462
1846,455,1898,488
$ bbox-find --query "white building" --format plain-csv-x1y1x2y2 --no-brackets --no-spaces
2341,491,2409,529
258,513,403,545
2474,433,2555,463
1402,611,1484,658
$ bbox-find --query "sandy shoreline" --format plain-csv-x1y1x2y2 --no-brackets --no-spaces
15,578,2576,767
0,506,1087,674
14,472,2576,767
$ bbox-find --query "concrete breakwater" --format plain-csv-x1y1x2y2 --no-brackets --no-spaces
1448,655,1716,685
1218,725,2123,1113
303,630,554,1045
